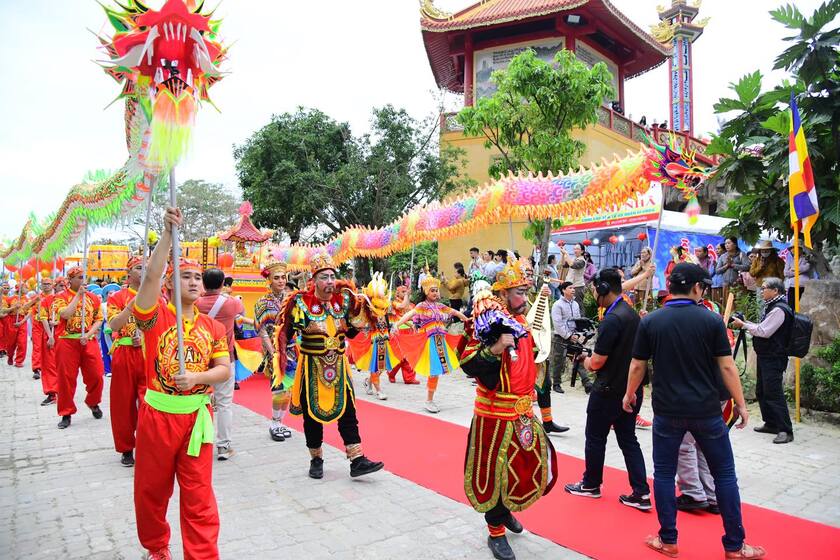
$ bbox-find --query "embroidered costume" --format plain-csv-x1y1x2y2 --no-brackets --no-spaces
460,259,557,554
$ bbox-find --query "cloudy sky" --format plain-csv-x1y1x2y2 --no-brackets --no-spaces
0,0,825,244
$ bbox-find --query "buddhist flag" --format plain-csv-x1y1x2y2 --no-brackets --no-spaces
788,93,819,248
234,337,264,382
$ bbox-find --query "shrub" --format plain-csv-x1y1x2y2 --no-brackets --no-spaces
796,335,840,413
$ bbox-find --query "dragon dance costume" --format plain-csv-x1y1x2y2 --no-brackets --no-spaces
106,257,147,457
460,259,557,556
36,283,58,404
276,253,383,479
254,259,296,442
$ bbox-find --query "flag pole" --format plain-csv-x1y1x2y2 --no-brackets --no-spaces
141,174,156,280
80,219,89,339
642,184,665,312
168,167,187,378
794,221,801,423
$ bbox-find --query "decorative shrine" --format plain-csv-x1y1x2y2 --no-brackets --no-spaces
218,201,274,314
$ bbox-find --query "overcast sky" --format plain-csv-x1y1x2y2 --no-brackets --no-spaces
0,0,826,245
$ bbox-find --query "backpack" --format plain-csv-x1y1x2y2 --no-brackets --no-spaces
786,311,813,358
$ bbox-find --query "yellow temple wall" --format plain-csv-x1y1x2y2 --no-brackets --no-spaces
438,123,640,272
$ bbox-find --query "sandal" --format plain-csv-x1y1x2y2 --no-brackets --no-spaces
645,535,679,558
725,543,766,559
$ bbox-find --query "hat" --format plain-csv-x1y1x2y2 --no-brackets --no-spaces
310,252,336,275
126,255,143,270
261,258,287,278
755,240,775,250
420,275,441,292
166,258,203,278
668,262,711,287
67,266,85,279
491,258,529,291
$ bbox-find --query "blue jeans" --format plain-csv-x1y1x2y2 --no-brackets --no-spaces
653,415,745,551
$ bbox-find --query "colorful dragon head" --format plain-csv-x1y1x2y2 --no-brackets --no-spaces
98,0,226,169
644,134,710,224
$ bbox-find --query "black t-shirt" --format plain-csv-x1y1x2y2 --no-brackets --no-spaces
633,298,732,418
592,298,640,398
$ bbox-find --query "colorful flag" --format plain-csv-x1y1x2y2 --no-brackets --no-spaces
788,93,819,248
234,337,264,382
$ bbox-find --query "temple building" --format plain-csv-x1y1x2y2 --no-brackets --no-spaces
419,0,719,270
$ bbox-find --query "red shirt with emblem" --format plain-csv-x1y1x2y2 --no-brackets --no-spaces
107,287,139,340
50,289,102,338
133,298,229,395
37,293,55,323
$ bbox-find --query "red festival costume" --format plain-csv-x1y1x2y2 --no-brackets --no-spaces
460,261,557,544
51,288,104,417
37,294,58,397
31,298,43,373
5,293,29,367
133,298,228,559
107,285,147,453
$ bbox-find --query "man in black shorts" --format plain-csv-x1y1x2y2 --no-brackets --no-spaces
624,263,765,559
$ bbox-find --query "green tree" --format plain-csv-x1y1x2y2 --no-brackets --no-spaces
707,1,840,274
130,179,240,242
234,106,473,283
457,49,615,284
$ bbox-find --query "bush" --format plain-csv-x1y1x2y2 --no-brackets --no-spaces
797,335,840,413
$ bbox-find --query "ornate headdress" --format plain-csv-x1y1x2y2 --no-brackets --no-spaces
166,257,203,277
420,275,440,292
126,255,143,270
491,258,529,291
261,258,287,279
363,272,392,317
310,252,336,275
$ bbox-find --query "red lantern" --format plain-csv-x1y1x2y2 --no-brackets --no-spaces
556,239,566,247
582,239,592,247
4,263,17,273
637,232,648,241
218,252,234,268
20,264,35,281
609,235,619,244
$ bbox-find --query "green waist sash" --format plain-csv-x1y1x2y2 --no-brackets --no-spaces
144,389,213,457
113,336,134,346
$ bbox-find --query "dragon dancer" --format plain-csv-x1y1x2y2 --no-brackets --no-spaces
390,276,468,413
276,253,384,480
349,272,400,401
460,258,558,560
36,277,58,406
254,259,295,443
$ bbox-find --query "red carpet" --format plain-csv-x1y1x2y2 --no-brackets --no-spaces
235,376,840,559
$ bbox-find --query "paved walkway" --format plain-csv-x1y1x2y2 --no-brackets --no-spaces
0,358,583,560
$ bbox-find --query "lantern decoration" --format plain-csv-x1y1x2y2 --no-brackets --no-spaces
20,264,35,281
582,239,592,247
218,252,234,268
609,235,619,244
637,232,648,241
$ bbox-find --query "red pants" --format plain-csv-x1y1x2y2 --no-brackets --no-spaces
110,345,147,452
31,321,44,371
0,316,8,353
56,338,104,416
40,330,58,395
135,402,219,559
5,321,27,366
389,358,418,384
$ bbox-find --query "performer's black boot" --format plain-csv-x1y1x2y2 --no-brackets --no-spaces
309,457,324,479
487,535,516,560
350,456,384,478
543,421,570,434
57,415,71,429
504,514,523,534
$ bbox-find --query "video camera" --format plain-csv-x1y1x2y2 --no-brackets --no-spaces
566,317,597,388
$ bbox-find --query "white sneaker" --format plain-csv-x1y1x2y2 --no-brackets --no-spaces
376,390,388,401
363,378,374,395
217,446,234,461
424,400,440,413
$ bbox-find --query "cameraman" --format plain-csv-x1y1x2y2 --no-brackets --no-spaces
730,277,794,444
549,282,591,393
624,263,764,559
564,268,650,510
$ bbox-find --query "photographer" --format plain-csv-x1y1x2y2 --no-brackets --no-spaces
549,282,590,393
730,277,794,444
624,263,764,559
564,268,650,510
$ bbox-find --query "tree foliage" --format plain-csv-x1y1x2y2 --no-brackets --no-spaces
708,1,840,273
132,179,240,242
456,49,615,283
233,106,473,282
